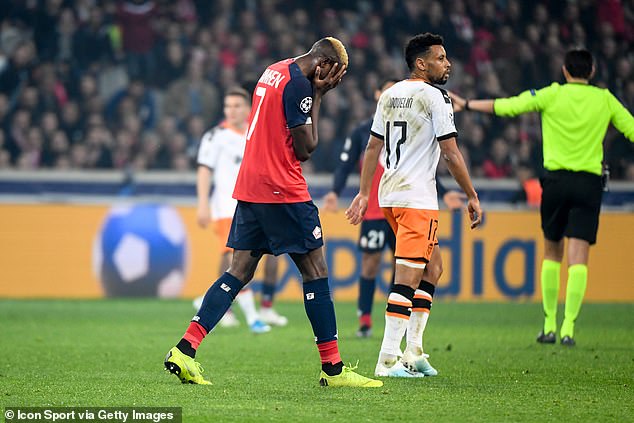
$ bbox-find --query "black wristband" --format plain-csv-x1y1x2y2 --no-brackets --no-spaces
465,99,471,111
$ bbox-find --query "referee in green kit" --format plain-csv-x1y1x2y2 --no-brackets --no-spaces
450,49,634,346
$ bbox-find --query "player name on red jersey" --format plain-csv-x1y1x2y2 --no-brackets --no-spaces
259,69,286,88
233,59,313,204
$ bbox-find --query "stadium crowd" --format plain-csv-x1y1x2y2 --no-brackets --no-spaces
1,0,633,180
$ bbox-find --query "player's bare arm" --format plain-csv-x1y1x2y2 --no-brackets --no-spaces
322,191,339,212
196,165,213,228
291,63,347,162
443,191,467,209
290,125,314,161
438,137,482,228
345,134,382,225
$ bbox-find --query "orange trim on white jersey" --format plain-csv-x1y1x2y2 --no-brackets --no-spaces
220,120,247,137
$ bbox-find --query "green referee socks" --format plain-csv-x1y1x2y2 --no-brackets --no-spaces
541,259,561,334
561,264,588,338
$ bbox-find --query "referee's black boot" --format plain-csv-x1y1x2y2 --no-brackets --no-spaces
536,330,556,344
560,335,576,347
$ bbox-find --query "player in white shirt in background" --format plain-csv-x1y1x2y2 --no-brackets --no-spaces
347,33,482,377
194,87,288,332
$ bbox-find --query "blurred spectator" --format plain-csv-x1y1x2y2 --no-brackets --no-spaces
0,93,9,125
185,114,205,153
156,131,189,169
483,138,513,179
512,162,542,208
135,131,162,169
0,41,36,102
464,124,487,177
17,126,44,169
597,0,630,40
467,29,494,77
154,41,186,87
36,63,68,111
74,6,115,70
448,0,474,59
163,60,219,124
112,127,134,168
116,0,158,80
60,100,83,143
6,108,31,161
106,77,157,130
0,151,11,168
156,115,178,146
45,129,71,167
52,8,77,63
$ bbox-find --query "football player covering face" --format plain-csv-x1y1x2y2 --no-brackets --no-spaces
165,37,383,388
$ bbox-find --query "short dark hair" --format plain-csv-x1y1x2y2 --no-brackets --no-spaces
405,33,444,71
225,86,250,102
564,49,594,79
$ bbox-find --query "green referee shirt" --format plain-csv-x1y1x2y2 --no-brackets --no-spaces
494,82,634,175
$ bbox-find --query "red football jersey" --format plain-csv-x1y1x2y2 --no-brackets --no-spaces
233,59,314,203
366,161,385,220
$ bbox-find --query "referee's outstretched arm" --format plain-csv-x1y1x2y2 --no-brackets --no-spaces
449,90,634,140
449,58,634,143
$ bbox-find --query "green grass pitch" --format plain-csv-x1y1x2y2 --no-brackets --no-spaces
1,299,633,422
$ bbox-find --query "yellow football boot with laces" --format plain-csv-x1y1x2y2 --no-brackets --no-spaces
319,363,383,387
164,347,212,385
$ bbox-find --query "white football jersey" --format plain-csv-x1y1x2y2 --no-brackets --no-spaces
370,79,457,210
197,124,247,219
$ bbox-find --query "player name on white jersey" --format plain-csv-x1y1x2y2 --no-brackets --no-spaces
387,97,414,108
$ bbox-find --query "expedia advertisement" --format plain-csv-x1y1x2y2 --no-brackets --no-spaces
1,204,632,302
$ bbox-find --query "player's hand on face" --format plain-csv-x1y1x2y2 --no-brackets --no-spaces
321,191,339,212
196,205,211,228
443,190,467,210
313,62,347,95
467,196,482,229
448,91,466,112
345,193,368,225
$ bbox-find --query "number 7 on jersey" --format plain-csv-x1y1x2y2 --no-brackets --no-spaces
247,86,266,141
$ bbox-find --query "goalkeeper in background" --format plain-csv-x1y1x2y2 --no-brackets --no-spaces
450,49,634,346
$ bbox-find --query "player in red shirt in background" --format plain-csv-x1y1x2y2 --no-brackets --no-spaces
164,37,381,387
